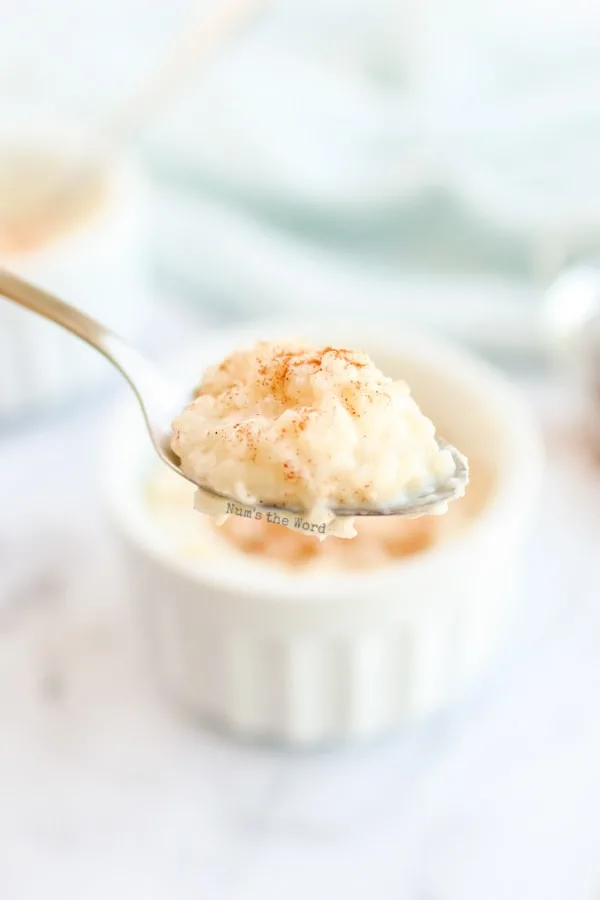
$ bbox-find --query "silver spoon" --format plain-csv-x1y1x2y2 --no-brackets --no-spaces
0,268,468,518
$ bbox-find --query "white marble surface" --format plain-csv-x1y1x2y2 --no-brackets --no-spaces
0,373,599,900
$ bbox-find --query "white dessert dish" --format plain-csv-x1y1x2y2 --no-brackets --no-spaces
105,320,543,746
0,112,147,422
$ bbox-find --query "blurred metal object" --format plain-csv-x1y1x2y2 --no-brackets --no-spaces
543,263,600,453
542,264,600,362
581,317,600,454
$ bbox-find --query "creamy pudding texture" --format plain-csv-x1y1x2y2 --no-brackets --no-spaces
171,341,460,538
0,149,106,255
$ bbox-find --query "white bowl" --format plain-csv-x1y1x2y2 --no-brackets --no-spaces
105,320,543,746
0,113,147,421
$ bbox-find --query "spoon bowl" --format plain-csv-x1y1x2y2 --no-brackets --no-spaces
190,438,468,518
0,268,468,519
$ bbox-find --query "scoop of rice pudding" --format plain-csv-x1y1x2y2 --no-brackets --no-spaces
171,341,459,538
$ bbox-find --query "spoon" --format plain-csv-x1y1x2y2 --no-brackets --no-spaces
0,268,468,518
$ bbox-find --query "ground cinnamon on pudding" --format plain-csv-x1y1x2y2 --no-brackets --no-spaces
172,340,459,537
257,346,368,404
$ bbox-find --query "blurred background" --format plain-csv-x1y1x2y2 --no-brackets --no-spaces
4,0,600,348
2,0,600,897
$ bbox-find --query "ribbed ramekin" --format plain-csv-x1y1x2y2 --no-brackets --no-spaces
0,114,147,421
105,321,543,746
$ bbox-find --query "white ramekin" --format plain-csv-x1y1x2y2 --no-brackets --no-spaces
0,114,147,421
104,320,544,746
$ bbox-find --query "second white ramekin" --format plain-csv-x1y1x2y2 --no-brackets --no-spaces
0,113,147,421
105,321,544,746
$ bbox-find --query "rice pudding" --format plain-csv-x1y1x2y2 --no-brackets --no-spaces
171,341,465,538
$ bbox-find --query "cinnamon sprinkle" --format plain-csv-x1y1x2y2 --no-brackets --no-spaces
256,345,369,404
170,338,458,529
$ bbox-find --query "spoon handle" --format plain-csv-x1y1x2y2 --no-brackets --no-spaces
0,267,168,407
0,266,116,351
